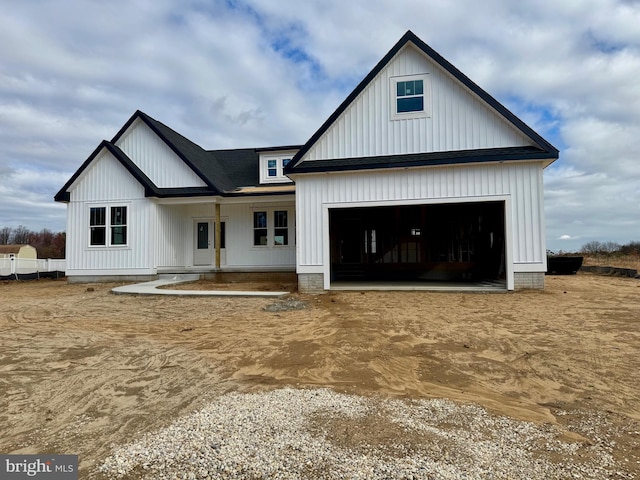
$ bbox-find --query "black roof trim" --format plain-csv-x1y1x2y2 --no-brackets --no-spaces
223,190,296,198
286,146,555,174
254,145,302,153
286,30,558,175
53,141,140,202
53,140,223,202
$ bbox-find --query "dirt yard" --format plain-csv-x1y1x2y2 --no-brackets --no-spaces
1,274,639,478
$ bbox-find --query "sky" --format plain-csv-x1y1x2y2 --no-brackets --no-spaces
1,0,639,253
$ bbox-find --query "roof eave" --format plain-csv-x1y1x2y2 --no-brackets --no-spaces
288,150,558,175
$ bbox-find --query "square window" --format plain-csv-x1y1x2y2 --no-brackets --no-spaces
111,226,127,245
254,230,268,245
90,226,106,246
391,75,428,119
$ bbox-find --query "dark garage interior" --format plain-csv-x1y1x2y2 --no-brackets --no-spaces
329,201,506,284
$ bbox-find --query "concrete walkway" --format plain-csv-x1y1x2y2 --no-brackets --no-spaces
111,274,290,297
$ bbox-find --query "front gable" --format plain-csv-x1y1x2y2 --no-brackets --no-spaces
288,31,557,172
65,147,146,202
115,117,208,189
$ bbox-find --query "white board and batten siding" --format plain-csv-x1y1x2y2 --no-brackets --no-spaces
221,202,296,269
116,118,207,188
65,149,155,275
295,161,547,287
301,44,534,163
294,42,548,289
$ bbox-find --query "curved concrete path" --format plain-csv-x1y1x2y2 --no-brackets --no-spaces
112,274,290,297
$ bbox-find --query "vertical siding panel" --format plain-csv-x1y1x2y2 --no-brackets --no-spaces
117,121,206,188
296,162,546,270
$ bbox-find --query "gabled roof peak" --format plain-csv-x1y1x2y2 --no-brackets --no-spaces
286,30,558,173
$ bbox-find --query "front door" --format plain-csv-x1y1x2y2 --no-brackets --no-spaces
194,219,213,265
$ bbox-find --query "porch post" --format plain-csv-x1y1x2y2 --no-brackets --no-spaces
215,203,221,269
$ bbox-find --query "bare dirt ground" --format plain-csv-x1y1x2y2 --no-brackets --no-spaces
1,273,639,478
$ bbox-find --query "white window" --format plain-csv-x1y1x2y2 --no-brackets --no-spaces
252,208,293,247
259,152,297,184
274,210,288,246
253,211,268,246
390,74,430,120
89,206,128,247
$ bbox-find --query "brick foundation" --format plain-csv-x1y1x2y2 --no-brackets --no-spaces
297,273,325,294
203,271,297,284
513,272,545,290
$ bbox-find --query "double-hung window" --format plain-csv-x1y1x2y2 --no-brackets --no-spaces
253,211,268,246
253,209,291,246
89,206,127,246
390,74,430,120
90,207,106,246
274,210,288,246
397,79,424,113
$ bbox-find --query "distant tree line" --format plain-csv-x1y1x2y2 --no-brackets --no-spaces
580,240,640,256
0,226,65,258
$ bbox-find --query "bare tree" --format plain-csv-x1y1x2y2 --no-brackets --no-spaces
11,225,31,244
621,241,640,255
581,241,603,255
602,241,621,254
0,226,11,244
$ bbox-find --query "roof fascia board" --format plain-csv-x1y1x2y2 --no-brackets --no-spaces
289,150,556,174
288,158,550,178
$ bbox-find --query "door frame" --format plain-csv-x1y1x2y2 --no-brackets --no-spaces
193,218,214,266
322,195,513,290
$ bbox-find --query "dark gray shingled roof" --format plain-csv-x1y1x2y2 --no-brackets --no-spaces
55,110,299,202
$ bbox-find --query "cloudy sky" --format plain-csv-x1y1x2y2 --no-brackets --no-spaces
1,0,639,252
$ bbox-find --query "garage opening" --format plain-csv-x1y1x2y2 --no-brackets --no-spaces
329,201,506,286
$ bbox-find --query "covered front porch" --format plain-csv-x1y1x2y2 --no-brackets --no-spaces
153,194,296,274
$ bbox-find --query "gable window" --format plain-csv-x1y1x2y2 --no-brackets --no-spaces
397,79,424,113
89,205,128,247
390,74,430,120
259,152,297,184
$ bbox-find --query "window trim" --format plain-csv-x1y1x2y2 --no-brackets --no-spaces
259,152,296,184
390,74,430,121
251,207,294,248
88,204,129,248
253,211,268,246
